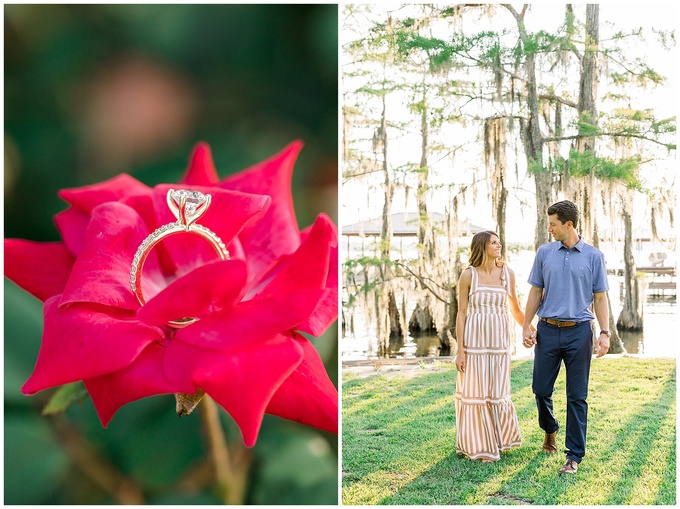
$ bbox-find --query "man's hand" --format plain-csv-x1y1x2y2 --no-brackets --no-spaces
595,333,610,358
522,325,537,349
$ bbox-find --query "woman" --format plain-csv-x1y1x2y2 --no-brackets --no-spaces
455,231,530,463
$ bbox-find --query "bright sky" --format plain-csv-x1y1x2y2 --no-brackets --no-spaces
340,3,677,244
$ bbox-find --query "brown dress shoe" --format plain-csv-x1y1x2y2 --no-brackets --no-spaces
542,431,558,453
558,459,578,475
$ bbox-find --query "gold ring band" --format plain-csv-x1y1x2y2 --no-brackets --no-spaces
130,189,229,327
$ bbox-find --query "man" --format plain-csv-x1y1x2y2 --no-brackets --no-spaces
522,200,610,476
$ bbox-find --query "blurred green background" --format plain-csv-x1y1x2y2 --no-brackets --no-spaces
4,4,338,505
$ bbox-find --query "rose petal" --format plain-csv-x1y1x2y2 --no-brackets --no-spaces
84,342,194,426
174,289,323,352
297,215,338,336
54,208,91,257
137,259,247,327
226,235,245,261
22,297,162,395
174,215,333,352
165,335,303,447
54,174,152,257
58,173,151,212
121,193,159,233
4,240,75,302
179,142,220,186
151,185,270,276
219,142,303,276
265,333,338,434
253,213,333,299
59,202,164,310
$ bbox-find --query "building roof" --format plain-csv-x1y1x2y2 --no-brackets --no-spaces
342,212,488,237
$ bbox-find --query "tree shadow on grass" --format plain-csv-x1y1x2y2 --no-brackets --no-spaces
342,370,458,497
495,364,677,506
598,370,676,505
343,361,536,504
343,369,456,423
352,362,675,505
654,447,676,505
376,437,557,504
522,368,677,505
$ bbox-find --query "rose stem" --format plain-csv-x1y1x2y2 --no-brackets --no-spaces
200,395,248,504
53,416,145,504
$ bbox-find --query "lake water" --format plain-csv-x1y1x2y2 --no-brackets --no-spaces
341,253,676,360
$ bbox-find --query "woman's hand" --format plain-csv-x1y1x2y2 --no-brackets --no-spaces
455,350,466,372
522,325,537,348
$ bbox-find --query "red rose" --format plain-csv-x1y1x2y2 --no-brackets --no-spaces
5,141,338,447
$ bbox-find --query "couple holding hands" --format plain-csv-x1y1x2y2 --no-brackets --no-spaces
455,200,611,476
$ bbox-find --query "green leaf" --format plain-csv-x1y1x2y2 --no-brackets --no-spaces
42,382,89,416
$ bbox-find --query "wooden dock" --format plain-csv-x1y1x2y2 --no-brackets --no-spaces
610,266,676,297
607,266,676,277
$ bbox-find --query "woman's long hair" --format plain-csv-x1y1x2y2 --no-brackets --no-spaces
468,230,503,268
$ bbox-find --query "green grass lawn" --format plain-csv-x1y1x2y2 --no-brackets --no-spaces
342,357,676,505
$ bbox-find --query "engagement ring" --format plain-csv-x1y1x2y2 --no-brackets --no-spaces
130,189,230,327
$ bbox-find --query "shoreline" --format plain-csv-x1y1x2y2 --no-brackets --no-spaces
341,354,675,379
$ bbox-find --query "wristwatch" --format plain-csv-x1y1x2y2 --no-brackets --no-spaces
600,330,611,337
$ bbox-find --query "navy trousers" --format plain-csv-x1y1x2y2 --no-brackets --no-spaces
532,320,593,463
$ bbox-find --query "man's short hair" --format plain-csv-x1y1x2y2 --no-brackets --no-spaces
547,200,579,228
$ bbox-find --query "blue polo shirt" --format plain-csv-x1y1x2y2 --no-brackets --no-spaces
528,237,609,322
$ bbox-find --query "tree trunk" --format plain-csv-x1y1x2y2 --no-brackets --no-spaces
380,94,393,258
388,290,403,338
532,162,552,249
504,5,551,248
525,30,550,249
408,296,436,336
574,4,625,353
575,4,599,244
439,284,458,353
376,289,390,357
578,4,599,151
497,188,508,257
605,294,625,354
376,91,393,356
484,116,509,258
617,206,644,330
417,87,434,261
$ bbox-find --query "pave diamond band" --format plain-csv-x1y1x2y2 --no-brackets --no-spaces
129,222,229,297
130,189,229,328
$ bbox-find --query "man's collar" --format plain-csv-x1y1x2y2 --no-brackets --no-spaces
559,235,584,251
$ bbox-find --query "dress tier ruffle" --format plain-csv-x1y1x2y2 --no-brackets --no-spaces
455,265,521,461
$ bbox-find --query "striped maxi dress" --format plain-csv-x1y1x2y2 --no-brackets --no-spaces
455,264,521,462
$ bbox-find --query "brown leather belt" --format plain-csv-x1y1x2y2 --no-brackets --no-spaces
541,318,578,328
